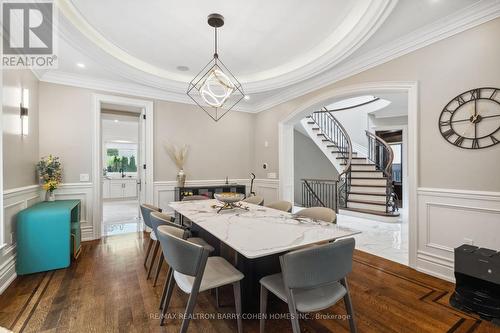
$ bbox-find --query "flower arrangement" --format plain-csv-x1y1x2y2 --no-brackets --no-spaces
36,155,62,201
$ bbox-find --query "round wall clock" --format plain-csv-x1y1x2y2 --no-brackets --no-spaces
439,87,500,149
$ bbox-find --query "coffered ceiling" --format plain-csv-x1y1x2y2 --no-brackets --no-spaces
36,0,500,112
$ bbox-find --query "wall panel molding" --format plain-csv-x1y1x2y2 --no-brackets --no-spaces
1,185,41,294
416,187,500,282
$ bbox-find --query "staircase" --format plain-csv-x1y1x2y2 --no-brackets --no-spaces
301,109,399,220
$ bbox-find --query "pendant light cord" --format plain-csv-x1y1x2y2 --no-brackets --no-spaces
214,27,218,61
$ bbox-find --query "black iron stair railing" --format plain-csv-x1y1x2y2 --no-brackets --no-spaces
365,130,397,213
308,108,353,210
301,179,337,211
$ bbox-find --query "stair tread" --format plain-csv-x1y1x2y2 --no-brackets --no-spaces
349,191,386,196
307,121,315,124
341,207,400,217
350,184,386,188
351,176,387,180
348,199,386,206
350,170,381,173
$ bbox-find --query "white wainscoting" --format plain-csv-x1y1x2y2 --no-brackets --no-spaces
153,179,280,214
1,185,41,294
53,183,94,241
416,187,500,282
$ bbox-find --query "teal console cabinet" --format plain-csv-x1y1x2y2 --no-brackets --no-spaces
16,200,82,275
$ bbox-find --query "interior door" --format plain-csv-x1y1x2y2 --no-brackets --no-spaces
138,109,146,207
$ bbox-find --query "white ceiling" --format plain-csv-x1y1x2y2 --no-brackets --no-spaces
37,0,500,112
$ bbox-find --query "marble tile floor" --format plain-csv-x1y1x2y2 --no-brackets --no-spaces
102,199,143,236
293,206,409,265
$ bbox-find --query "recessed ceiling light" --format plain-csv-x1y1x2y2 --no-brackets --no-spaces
76,62,85,68
114,119,119,123
244,95,250,100
176,65,189,72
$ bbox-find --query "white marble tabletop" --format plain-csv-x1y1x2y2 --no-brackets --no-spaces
169,199,361,259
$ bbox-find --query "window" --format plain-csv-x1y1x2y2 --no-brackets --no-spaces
105,142,137,172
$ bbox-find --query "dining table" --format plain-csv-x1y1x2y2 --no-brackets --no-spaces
169,199,361,313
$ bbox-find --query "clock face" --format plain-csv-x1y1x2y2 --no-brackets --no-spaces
439,87,500,149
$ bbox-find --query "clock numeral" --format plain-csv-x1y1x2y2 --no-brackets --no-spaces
472,139,480,149
490,89,499,99
491,135,499,144
454,136,465,146
442,128,455,139
444,108,455,115
470,89,480,100
439,120,451,127
455,96,466,106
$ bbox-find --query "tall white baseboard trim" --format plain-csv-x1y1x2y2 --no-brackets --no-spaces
416,187,500,282
1,185,41,294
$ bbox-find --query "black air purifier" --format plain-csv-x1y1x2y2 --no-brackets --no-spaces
450,244,500,325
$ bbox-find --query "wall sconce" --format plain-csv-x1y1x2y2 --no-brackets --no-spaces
20,88,29,136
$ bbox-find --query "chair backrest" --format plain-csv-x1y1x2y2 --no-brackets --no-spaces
265,200,293,213
140,204,161,228
182,195,209,201
242,195,264,206
280,238,355,290
157,225,209,277
150,212,185,238
295,207,336,223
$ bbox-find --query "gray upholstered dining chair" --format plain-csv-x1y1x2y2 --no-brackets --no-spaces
295,206,336,223
157,225,244,333
150,212,214,286
140,204,162,275
242,195,264,206
259,238,357,333
265,200,293,213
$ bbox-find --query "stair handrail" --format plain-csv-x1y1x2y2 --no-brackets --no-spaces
365,130,393,178
311,108,353,177
365,130,396,212
302,179,326,207
310,108,353,209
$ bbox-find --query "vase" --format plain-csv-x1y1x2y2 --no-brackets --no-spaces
177,169,186,187
46,191,56,202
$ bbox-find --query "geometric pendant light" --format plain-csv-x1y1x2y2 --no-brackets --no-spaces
187,13,245,122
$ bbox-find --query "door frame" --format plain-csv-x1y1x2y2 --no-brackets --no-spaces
278,81,418,268
92,94,154,239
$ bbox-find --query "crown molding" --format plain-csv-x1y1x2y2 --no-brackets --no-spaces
38,71,257,113
251,0,500,113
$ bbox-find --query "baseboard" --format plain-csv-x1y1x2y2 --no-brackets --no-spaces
0,254,16,294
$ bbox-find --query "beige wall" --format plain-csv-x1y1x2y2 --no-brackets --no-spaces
2,70,39,190
154,100,254,181
254,18,500,192
39,83,93,183
38,83,255,183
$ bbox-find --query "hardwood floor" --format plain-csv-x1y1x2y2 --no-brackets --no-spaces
0,232,498,333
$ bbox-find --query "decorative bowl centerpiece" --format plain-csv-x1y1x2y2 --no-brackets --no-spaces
213,192,247,213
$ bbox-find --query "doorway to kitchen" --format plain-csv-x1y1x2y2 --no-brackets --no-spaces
101,108,141,236
92,94,154,239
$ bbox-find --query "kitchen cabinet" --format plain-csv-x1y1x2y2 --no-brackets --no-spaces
103,178,138,199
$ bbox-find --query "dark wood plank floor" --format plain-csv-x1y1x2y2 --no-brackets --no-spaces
0,232,498,333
